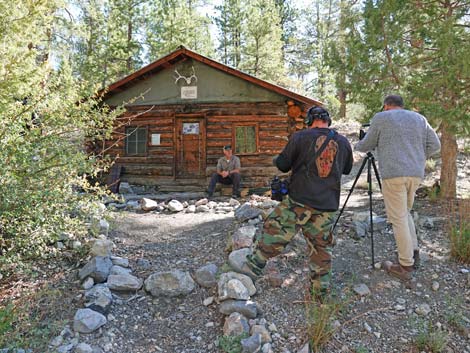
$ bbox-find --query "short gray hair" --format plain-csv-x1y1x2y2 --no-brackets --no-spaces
383,94,404,107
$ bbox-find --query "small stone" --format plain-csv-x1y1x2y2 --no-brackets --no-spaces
353,283,371,296
203,297,214,306
415,303,431,316
75,343,93,353
374,262,382,269
394,305,406,311
396,297,406,304
431,281,440,291
82,277,94,290
363,322,372,333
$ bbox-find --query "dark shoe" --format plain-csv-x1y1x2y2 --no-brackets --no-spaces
383,261,414,281
232,192,241,199
413,250,420,269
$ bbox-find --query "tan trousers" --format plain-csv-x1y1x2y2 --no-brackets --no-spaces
382,177,421,267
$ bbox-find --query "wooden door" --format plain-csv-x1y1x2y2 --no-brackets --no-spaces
175,116,206,178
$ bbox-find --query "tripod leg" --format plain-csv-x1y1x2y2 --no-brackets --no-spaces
370,156,382,191
367,159,375,267
332,156,368,231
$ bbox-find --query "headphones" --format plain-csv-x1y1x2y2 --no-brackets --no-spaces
304,106,332,127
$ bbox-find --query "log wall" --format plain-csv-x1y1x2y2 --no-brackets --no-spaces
102,102,305,189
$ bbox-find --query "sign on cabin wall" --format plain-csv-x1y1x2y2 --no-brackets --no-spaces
151,133,161,145
182,123,199,134
181,86,197,99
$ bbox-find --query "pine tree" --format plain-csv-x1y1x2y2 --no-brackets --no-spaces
145,0,214,62
331,0,470,197
297,0,340,109
214,0,244,68
240,0,285,83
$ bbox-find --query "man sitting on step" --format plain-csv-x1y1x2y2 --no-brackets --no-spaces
207,145,241,198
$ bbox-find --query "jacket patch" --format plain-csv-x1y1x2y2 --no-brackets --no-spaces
315,135,338,178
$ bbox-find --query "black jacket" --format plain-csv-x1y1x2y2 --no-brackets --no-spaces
276,128,353,211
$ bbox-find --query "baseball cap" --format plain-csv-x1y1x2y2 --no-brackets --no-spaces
223,145,232,150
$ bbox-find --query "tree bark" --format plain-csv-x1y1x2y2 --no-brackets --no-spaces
338,89,347,120
439,122,457,198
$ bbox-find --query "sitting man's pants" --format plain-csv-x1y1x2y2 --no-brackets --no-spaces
208,172,241,196
381,176,421,267
246,196,336,292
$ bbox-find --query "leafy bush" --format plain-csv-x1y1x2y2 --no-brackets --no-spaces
0,2,119,271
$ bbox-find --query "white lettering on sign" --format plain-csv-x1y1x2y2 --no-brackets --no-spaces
181,86,197,99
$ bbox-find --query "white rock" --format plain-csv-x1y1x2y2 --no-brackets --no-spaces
167,199,184,212
141,198,158,211
82,277,94,290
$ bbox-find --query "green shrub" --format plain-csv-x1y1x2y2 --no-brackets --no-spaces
306,288,348,353
216,333,249,353
0,289,67,350
0,304,15,341
0,2,120,271
414,320,448,353
447,200,470,263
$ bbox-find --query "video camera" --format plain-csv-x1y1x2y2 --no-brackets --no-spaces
359,123,370,141
270,176,289,201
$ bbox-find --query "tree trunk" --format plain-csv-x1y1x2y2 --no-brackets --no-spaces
338,89,346,120
439,122,457,198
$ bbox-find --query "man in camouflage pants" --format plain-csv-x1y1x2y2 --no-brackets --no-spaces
241,107,353,294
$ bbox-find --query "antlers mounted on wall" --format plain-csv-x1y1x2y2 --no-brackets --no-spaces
174,66,198,85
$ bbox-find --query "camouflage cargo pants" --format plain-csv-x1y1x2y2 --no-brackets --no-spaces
246,196,336,291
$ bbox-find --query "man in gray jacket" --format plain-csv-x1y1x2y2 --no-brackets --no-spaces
355,95,441,281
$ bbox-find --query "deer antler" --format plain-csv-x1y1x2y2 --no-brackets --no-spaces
174,69,186,84
174,67,198,85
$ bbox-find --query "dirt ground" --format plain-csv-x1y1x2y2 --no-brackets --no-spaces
74,123,469,353
1,122,469,353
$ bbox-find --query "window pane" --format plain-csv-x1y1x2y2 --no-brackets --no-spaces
127,143,137,155
235,127,246,153
234,125,256,154
126,127,147,155
246,126,256,153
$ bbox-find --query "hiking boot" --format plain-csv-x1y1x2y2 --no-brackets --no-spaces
413,250,420,269
239,263,260,281
383,261,414,281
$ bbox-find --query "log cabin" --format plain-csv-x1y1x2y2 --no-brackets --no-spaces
99,46,322,193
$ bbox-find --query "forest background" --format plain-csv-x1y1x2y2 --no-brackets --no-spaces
0,0,469,265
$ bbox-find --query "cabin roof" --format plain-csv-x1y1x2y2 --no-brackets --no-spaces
99,46,322,107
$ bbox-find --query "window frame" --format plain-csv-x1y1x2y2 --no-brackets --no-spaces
232,123,259,155
125,126,148,156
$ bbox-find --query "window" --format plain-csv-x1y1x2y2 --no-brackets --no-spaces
125,127,147,155
234,124,258,154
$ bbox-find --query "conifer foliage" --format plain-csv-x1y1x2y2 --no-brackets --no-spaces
0,0,117,265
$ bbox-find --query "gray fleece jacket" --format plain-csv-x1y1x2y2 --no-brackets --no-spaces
355,109,441,180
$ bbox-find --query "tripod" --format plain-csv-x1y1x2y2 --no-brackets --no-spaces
332,152,382,267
